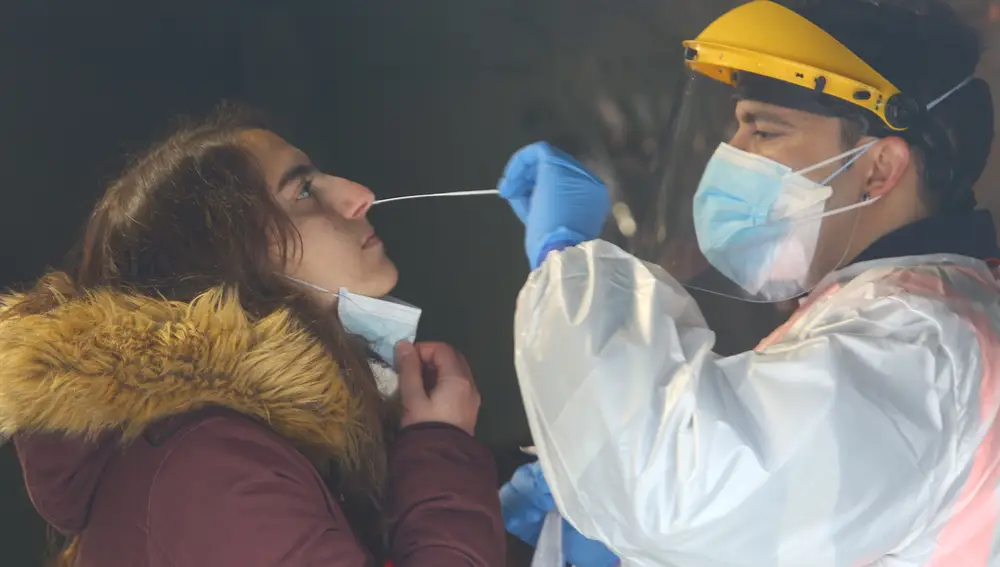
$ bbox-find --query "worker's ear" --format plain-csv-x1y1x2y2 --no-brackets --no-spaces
860,137,910,199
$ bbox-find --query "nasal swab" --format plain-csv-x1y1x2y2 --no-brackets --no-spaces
373,189,500,205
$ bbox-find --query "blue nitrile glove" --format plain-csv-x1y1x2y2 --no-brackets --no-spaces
498,142,612,270
500,462,619,567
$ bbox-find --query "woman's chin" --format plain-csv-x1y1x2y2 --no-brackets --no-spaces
369,259,400,298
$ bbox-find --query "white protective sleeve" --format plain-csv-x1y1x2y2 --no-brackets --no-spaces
514,240,978,567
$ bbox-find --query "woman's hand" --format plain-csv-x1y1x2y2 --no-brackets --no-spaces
396,341,481,436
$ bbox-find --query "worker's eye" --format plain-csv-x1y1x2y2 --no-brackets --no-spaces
753,130,780,141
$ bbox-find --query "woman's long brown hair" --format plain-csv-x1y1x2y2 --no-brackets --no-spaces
15,103,394,564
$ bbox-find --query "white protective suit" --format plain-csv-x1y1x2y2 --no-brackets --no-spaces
514,239,1000,567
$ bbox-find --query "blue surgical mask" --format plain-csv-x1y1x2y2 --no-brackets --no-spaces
692,141,878,300
692,77,974,301
336,288,421,369
284,276,422,369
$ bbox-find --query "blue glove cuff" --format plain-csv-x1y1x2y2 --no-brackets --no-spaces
533,240,578,269
530,226,591,270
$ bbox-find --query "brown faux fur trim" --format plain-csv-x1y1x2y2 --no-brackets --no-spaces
0,272,368,469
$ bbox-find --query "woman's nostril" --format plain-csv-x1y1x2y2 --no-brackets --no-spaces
352,198,372,219
353,188,375,218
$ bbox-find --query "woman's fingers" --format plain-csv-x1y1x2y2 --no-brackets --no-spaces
399,342,480,436
396,341,428,404
415,342,477,389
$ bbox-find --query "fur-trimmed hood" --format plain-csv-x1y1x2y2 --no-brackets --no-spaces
0,273,375,531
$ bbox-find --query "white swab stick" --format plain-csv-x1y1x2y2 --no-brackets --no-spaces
373,189,500,205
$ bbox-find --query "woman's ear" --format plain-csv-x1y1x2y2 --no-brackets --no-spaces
862,137,911,199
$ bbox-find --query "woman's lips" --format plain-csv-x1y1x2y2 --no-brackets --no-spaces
362,233,382,249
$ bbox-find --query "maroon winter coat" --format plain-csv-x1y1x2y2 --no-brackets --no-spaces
0,276,505,566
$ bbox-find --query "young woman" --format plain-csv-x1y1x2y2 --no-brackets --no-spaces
0,106,504,566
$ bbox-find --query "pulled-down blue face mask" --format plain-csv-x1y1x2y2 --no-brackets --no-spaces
284,276,422,375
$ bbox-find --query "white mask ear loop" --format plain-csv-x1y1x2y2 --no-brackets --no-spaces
284,275,334,295
818,141,878,186
793,140,878,185
789,76,975,189
373,189,499,205
927,76,974,111
281,276,390,317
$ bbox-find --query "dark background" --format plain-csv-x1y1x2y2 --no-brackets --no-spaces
2,1,999,565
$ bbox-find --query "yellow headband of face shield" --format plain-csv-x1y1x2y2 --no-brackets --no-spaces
682,0,917,131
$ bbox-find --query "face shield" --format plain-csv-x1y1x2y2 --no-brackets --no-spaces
631,72,882,303
627,0,920,303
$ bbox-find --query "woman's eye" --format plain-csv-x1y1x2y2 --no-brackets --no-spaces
296,180,314,201
753,130,779,140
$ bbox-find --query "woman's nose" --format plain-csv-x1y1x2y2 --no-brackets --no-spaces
333,179,375,219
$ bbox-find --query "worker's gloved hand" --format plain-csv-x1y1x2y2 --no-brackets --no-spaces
498,142,611,269
500,462,619,567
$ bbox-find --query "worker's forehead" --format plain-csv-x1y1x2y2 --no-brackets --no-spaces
734,100,834,128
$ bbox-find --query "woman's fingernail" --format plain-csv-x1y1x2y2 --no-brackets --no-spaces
395,341,412,356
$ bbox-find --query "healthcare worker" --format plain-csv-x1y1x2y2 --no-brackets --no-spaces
498,1,1000,566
